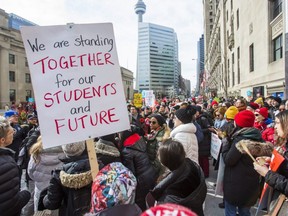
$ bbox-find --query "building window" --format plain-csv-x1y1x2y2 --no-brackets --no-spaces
273,35,283,61
9,89,16,102
249,43,254,72
231,0,233,10
210,18,213,23
209,11,213,16
236,9,239,29
273,0,283,19
9,71,15,82
25,57,28,67
26,90,32,101
9,54,15,64
25,73,31,83
237,47,240,84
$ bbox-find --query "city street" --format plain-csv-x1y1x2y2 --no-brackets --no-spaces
204,159,260,216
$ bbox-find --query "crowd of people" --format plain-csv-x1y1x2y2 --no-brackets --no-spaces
0,93,288,216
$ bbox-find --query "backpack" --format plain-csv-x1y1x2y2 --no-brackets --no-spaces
90,162,137,214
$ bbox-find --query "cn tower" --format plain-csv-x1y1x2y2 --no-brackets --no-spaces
134,0,146,22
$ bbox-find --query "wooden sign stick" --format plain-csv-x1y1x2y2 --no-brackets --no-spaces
86,138,99,180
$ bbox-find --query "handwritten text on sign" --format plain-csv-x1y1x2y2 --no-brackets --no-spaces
210,133,222,160
20,23,130,148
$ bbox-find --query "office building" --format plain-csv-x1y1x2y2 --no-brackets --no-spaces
135,0,180,98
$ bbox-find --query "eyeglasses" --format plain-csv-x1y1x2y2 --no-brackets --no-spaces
255,114,259,116
149,121,157,125
215,114,220,117
279,109,285,112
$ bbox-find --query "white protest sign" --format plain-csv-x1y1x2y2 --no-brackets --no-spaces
144,90,155,107
20,23,130,148
210,133,222,159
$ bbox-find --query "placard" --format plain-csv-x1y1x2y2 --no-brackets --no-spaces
21,23,130,148
133,93,142,108
210,133,222,159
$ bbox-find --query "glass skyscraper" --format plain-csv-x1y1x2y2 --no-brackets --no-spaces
135,0,179,98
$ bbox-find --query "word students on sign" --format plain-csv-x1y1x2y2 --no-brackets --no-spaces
21,23,130,148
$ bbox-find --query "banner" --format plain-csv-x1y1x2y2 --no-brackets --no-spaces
210,133,222,159
21,23,130,148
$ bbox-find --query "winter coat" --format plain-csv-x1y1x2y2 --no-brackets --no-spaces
7,123,30,161
222,127,268,207
28,146,65,211
0,147,30,216
196,115,212,157
145,126,166,172
121,134,158,210
254,121,267,132
265,142,288,196
170,123,199,163
262,126,275,144
151,158,207,216
43,153,102,216
95,139,121,166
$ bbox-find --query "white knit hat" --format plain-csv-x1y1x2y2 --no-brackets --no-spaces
62,141,86,157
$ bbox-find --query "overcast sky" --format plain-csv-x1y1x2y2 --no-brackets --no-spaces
1,0,203,88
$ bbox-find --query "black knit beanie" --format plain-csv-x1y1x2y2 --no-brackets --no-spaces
150,114,166,126
175,105,196,124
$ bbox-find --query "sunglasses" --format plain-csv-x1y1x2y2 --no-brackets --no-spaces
215,114,220,117
279,109,285,112
255,114,259,116
149,121,157,125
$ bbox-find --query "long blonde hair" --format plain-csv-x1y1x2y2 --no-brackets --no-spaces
29,136,43,164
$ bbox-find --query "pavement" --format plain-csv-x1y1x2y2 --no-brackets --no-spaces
204,158,263,216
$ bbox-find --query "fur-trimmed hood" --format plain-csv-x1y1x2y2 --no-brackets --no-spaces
236,139,273,158
60,170,92,189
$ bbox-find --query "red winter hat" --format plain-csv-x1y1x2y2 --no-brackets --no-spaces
256,107,268,119
211,100,218,106
234,110,255,128
248,102,259,110
141,203,197,216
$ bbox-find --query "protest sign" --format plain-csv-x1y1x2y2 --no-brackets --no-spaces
144,90,155,107
210,133,222,159
133,93,142,108
20,23,130,148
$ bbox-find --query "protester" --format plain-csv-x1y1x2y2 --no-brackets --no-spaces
28,136,64,215
246,102,259,113
254,108,269,132
235,98,247,112
214,107,227,129
89,162,137,214
254,110,288,215
95,133,121,166
222,110,271,216
195,105,212,178
171,105,199,163
41,141,101,216
150,138,207,216
0,119,31,216
120,125,158,210
145,114,170,173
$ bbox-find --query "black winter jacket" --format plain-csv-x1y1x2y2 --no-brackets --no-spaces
265,142,288,196
222,127,264,207
196,114,211,157
122,135,157,210
0,147,30,216
43,153,103,216
151,158,207,216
